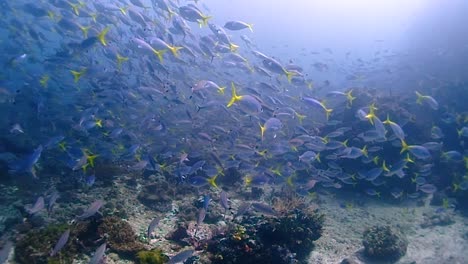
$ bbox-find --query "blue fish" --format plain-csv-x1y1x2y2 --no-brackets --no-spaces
85,175,96,187
9,145,43,178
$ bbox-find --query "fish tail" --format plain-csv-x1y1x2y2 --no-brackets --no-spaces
325,108,333,120
78,25,91,38
70,3,80,16
229,42,239,52
71,69,86,83
217,86,226,95
247,23,254,32
346,89,356,106
151,49,167,63
361,145,368,157
98,27,110,46
169,46,183,57
227,82,241,107
400,140,409,154
383,114,392,125
259,123,266,141
382,160,390,172
208,174,219,189
284,70,295,83
167,9,176,20
415,91,424,104
200,15,212,27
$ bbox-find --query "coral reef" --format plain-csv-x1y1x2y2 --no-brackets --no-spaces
97,216,146,257
15,223,77,264
362,225,408,261
15,215,146,263
206,208,324,264
137,182,174,212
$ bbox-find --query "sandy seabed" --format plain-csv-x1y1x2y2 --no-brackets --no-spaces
308,194,468,264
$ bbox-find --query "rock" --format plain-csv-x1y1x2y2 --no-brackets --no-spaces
421,211,455,228
362,225,408,261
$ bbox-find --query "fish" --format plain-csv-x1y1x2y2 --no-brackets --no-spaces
220,191,230,212
197,208,206,225
299,151,317,163
418,184,437,194
365,188,380,197
383,115,405,140
415,91,439,110
0,241,13,264
400,140,431,160
251,202,277,216
168,249,195,264
50,229,70,257
88,243,106,264
224,21,253,32
47,191,60,215
76,200,105,220
234,202,251,219
147,217,160,241
9,145,43,178
25,196,45,215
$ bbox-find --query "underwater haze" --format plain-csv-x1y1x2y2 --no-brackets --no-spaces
0,0,467,263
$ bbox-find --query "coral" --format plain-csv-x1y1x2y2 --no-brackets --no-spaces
257,209,324,261
16,216,148,263
135,249,169,264
206,208,324,264
362,225,408,261
137,180,174,212
97,216,146,257
271,188,317,216
15,223,77,264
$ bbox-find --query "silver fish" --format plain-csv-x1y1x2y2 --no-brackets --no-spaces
50,229,70,256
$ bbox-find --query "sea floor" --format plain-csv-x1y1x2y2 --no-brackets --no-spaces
308,193,468,264
1,173,468,264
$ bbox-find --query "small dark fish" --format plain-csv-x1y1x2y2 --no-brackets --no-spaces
419,184,437,194
76,200,104,220
251,202,277,216
44,136,65,150
188,160,205,175
79,37,98,49
26,196,45,215
88,243,106,264
9,145,43,178
197,208,206,225
47,191,59,215
147,217,160,241
220,191,230,211
109,128,123,138
129,160,148,171
203,194,211,210
85,175,96,187
50,229,70,256
0,241,13,264
168,249,195,264
188,176,209,187
234,202,251,219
